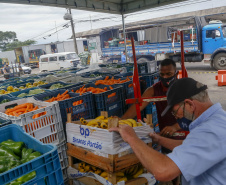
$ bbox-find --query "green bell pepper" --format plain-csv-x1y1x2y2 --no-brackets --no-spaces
21,150,41,163
1,139,24,156
0,156,21,173
0,145,20,160
16,171,36,184
21,148,33,160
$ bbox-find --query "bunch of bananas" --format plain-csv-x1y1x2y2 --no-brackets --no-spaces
119,119,143,127
78,162,144,183
80,116,142,129
80,116,108,129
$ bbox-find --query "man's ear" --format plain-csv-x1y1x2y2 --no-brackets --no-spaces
184,99,195,111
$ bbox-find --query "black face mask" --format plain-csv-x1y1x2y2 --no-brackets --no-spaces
160,74,176,88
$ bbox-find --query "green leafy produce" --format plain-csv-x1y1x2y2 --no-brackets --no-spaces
0,99,10,104
49,83,65,89
17,93,27,98
28,89,45,95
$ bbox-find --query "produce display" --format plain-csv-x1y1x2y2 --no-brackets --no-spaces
0,99,10,104
19,81,47,89
0,86,20,95
4,103,46,117
45,90,71,102
79,116,142,129
95,76,132,85
17,89,45,98
49,83,66,90
72,85,112,95
0,139,41,185
78,162,144,183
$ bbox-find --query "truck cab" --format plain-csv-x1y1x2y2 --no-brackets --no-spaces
202,22,226,70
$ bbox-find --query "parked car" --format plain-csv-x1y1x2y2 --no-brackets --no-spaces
9,64,32,74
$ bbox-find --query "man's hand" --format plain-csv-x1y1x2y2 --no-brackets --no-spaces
109,125,138,143
149,132,161,144
160,125,179,137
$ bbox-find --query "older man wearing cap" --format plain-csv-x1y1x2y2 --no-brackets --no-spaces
110,77,226,185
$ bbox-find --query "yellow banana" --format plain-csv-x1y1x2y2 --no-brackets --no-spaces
133,167,144,178
86,119,101,126
130,165,139,176
80,118,84,122
127,166,135,175
79,168,85,172
116,172,125,177
84,165,90,172
100,172,108,178
105,177,108,180
94,169,102,175
121,120,133,127
118,177,127,182
137,122,143,126
91,166,97,171
127,119,138,127
95,116,105,120
103,119,108,123
100,121,108,129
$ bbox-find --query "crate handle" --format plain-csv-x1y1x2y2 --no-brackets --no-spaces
5,103,19,110
108,92,116,98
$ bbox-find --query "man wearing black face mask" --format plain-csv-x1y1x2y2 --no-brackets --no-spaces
110,78,226,185
122,59,181,137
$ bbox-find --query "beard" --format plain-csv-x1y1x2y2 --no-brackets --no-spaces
184,109,195,121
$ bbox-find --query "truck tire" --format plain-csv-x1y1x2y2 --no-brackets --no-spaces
213,53,226,70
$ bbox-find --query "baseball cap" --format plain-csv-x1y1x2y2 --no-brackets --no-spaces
161,78,207,117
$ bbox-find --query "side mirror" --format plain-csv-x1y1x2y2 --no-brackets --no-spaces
212,31,215,39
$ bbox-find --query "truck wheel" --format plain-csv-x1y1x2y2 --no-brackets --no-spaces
213,53,226,70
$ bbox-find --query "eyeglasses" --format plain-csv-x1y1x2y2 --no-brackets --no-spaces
171,103,184,117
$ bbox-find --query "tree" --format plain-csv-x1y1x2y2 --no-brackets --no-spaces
0,31,17,50
4,40,36,51
0,31,36,51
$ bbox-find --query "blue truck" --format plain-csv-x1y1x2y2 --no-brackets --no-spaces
101,17,226,70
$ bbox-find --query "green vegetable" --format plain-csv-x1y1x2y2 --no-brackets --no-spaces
17,93,27,98
0,99,10,104
0,156,21,173
49,83,65,89
8,171,36,185
17,171,36,183
28,89,45,95
1,139,24,156
21,151,41,163
0,145,20,160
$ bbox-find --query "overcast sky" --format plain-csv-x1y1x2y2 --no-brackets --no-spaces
0,0,226,45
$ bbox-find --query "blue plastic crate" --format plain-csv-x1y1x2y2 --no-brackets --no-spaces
70,83,124,117
0,117,11,128
115,72,133,78
0,94,18,103
142,72,160,88
38,72,54,77
39,81,83,90
0,124,64,185
9,87,48,98
145,102,158,124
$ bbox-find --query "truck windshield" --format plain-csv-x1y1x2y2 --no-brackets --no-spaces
66,53,78,60
222,26,226,38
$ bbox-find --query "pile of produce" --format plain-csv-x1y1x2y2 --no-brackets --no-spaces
5,103,46,118
0,86,20,95
0,99,10,104
49,83,66,90
45,90,71,102
17,89,45,98
72,85,113,95
95,76,132,86
79,116,142,129
78,162,144,183
0,139,42,185
18,81,47,89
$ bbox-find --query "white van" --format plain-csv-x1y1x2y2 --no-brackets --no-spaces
39,52,80,72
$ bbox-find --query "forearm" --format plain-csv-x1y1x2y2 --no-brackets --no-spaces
121,102,148,119
158,136,183,151
128,136,180,181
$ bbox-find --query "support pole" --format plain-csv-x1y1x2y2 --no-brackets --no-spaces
180,31,188,78
122,14,128,63
69,8,78,54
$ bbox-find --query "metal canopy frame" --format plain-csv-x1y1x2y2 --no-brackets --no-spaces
0,0,186,15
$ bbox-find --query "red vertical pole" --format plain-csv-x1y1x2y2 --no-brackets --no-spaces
180,31,188,78
131,37,142,120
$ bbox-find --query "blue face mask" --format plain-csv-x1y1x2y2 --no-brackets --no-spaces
177,117,192,131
